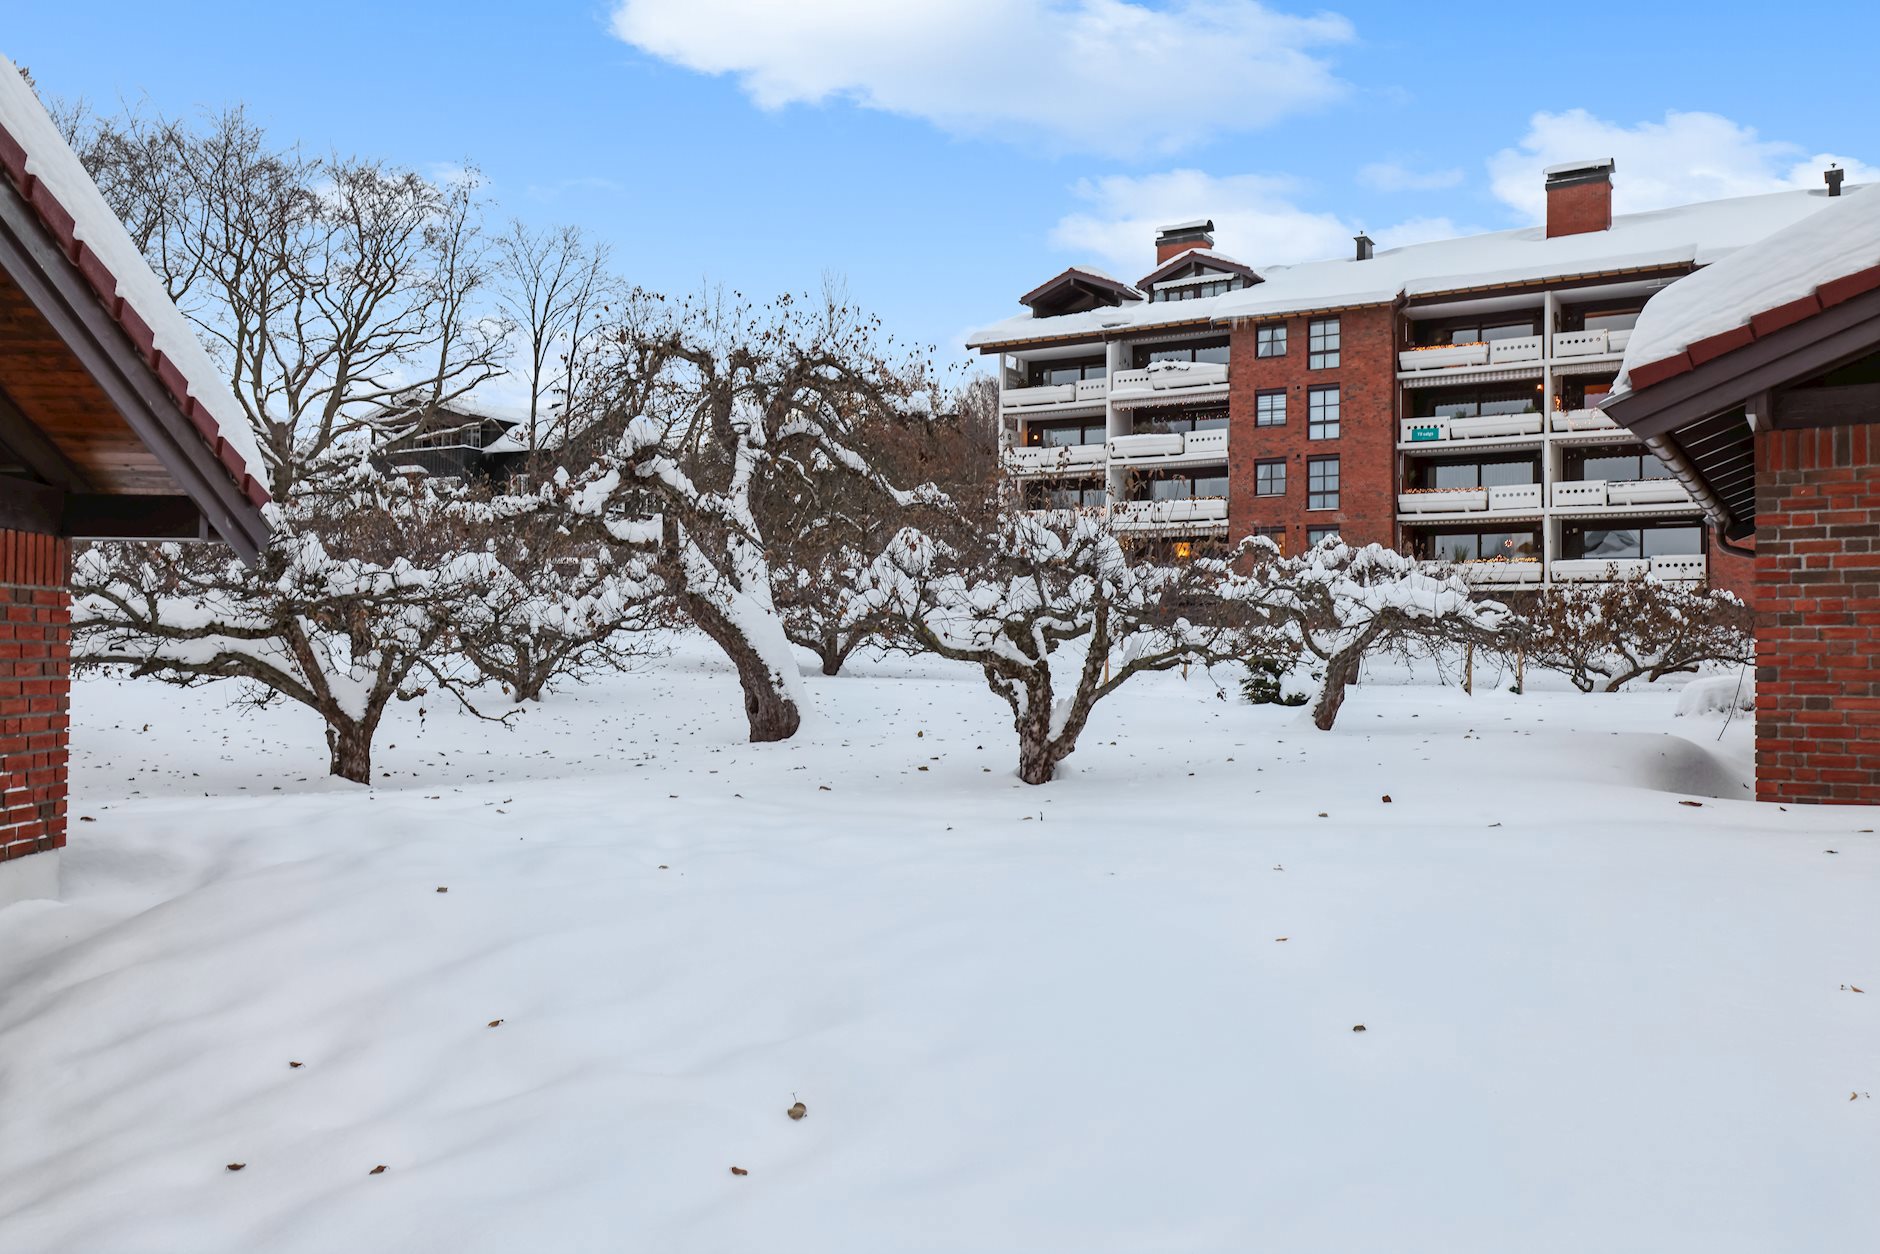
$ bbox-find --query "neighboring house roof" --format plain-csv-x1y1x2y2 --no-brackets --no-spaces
1601,185,1880,540
0,54,269,558
1135,247,1261,293
1017,266,1144,318
967,187,1848,350
1610,185,1880,397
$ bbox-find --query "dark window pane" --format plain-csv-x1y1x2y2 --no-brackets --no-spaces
1641,526,1702,556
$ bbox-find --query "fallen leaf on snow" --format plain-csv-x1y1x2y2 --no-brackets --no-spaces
1352,1025,1367,1033
369,1165,388,1175
1679,800,1704,808
787,1102,807,1120
487,1019,504,1028
226,1163,245,1172
288,1061,303,1069
730,1166,749,1176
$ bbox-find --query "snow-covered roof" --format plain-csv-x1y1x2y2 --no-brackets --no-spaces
0,54,267,500
967,188,1848,351
1611,185,1880,399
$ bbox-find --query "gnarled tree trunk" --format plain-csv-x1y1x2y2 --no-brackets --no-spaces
686,590,802,742
325,716,376,784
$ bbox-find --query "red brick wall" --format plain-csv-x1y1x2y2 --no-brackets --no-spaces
1227,305,1397,553
1545,180,1613,238
1,529,71,864
1753,424,1880,804
1710,538,1757,605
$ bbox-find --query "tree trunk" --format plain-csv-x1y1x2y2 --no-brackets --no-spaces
1312,651,1365,731
688,593,802,742
326,717,374,784
1014,683,1072,785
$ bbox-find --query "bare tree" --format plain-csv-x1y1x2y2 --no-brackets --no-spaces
1231,538,1508,730
859,511,1271,784
493,221,618,455
1517,578,1753,692
557,289,939,742
71,109,507,496
73,464,513,783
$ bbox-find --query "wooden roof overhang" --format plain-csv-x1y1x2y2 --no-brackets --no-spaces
1602,283,1880,541
0,170,268,562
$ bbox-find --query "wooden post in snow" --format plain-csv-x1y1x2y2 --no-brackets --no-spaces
1463,643,1474,696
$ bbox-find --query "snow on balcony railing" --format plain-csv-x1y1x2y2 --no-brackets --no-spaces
1111,497,1229,529
1398,487,1487,514
1456,559,1544,586
1605,478,1694,507
1552,479,1609,508
1108,360,1230,401
1550,407,1618,433
1398,342,1490,371
1005,443,1107,474
1107,428,1231,464
1001,378,1107,410
1552,558,1650,582
1488,335,1544,365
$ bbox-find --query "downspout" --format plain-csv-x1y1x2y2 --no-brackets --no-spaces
1641,432,1752,556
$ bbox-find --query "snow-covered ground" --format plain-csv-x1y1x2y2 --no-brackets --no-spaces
1,637,1875,1253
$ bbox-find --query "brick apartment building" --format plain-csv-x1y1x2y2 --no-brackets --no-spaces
968,160,1854,597
1,57,268,904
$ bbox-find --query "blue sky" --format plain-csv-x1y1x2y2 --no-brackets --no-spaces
9,1,1877,369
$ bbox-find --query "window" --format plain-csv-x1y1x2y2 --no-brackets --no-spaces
1151,279,1243,302
1307,456,1339,510
1307,526,1342,547
1562,524,1701,560
1418,530,1541,562
1139,407,1228,435
1412,382,1545,420
1135,470,1228,500
1028,483,1106,510
1132,336,1230,369
1417,457,1539,490
1255,460,1287,496
1256,324,1288,357
1253,526,1288,555
1308,318,1341,369
1411,317,1538,348
1024,356,1106,387
1029,419,1105,447
1308,386,1340,439
1565,449,1672,482
1255,390,1287,427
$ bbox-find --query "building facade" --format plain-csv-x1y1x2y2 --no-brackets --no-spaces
968,161,1844,597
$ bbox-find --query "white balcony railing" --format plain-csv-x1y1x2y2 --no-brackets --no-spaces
1552,558,1651,582
1649,553,1708,581
1111,497,1230,530
1399,342,1490,371
1552,479,1610,508
1457,559,1544,586
1551,407,1618,433
1002,377,1108,411
1005,442,1107,475
1551,328,1634,359
1486,482,1543,512
1108,432,1183,459
1108,360,1230,402
1399,487,1487,514
1606,478,1694,507
1488,334,1544,365
1107,428,1230,466
1452,411,1545,440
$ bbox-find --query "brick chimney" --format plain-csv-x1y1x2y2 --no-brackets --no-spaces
1544,158,1615,238
1154,218,1215,264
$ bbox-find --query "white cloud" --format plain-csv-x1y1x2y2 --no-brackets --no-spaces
1357,161,1463,192
1048,169,1474,277
1489,109,1879,220
609,0,1353,155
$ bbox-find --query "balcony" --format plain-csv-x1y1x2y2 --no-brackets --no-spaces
1399,411,1545,446
1108,427,1229,467
1108,360,1230,405
1002,377,1108,412
1550,407,1619,433
1457,559,1544,587
1489,334,1544,365
1552,478,1696,509
1111,497,1230,532
1398,342,1489,372
1551,328,1634,359
1547,554,1706,583
1005,442,1107,476
1398,482,1541,516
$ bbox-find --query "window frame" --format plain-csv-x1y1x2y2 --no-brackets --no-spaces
1255,323,1288,358
1254,389,1287,427
1307,317,1341,369
1306,455,1340,511
1307,385,1341,440
1254,459,1288,497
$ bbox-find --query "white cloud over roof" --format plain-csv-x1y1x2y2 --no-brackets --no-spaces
609,0,1352,156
